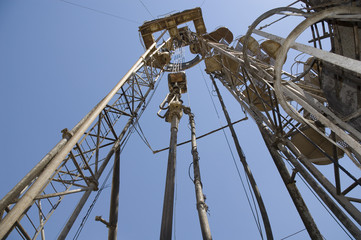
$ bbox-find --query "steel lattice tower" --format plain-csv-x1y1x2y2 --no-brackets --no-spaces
1,2,361,239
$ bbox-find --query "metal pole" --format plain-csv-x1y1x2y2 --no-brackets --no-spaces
186,109,212,240
283,139,361,226
160,90,183,240
0,102,101,214
210,75,273,240
160,113,180,240
258,123,323,239
58,70,161,239
108,146,120,240
278,143,361,239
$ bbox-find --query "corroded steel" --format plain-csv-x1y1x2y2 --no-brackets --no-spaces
0,38,168,239
139,8,206,49
3,3,361,240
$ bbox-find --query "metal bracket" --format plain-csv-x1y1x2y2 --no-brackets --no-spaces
95,216,111,228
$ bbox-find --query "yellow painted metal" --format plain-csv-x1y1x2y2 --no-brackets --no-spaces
222,55,240,74
291,125,344,165
239,35,260,56
168,72,187,94
204,54,243,86
204,55,222,73
139,8,206,49
147,52,171,68
242,85,275,112
260,39,282,60
204,27,234,44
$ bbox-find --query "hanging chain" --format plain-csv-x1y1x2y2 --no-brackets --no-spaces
171,40,185,73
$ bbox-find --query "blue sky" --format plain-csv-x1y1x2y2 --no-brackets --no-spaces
0,0,356,239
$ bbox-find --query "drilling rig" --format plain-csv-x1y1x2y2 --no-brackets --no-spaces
1,1,361,239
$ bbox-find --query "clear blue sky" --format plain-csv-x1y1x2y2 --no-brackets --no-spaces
0,0,355,239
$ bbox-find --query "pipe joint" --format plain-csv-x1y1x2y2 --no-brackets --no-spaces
61,128,73,140
197,200,209,212
165,100,183,122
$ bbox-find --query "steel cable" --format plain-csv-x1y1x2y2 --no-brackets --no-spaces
199,64,264,239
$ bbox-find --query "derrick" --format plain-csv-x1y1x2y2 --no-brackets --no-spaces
0,37,168,239
2,2,361,240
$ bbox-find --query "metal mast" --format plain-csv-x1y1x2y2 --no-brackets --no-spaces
0,35,168,239
2,3,361,239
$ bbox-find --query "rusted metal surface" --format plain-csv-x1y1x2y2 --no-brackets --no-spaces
139,8,206,49
321,19,361,130
3,4,361,239
185,108,212,240
168,71,187,93
203,27,233,44
203,5,361,237
108,147,120,240
160,108,182,240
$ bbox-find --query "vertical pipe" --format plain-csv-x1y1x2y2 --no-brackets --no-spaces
160,113,180,240
108,146,120,240
210,76,273,240
187,111,212,240
258,124,323,239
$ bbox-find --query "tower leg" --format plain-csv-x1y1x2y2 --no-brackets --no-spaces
258,124,323,240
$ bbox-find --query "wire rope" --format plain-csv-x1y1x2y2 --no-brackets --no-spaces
199,64,264,239
59,0,140,24
280,228,306,240
129,70,165,152
172,42,186,240
72,128,135,239
133,122,154,152
72,162,114,240
138,0,155,19
71,71,163,238
203,37,360,186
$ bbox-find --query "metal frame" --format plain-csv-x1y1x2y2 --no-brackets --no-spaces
2,4,361,240
200,6,361,237
0,39,169,240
